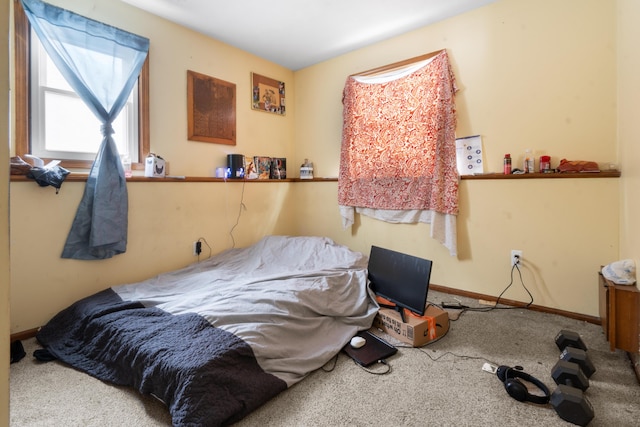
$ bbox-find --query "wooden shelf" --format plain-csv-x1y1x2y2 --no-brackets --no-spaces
11,171,620,183
462,170,621,180
10,175,339,183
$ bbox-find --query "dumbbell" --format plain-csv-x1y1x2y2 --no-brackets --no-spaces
555,329,596,378
551,359,589,391
550,384,595,426
551,331,595,426
550,361,594,425
555,329,588,352
560,347,596,378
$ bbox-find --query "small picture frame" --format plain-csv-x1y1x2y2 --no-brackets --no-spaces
251,72,285,115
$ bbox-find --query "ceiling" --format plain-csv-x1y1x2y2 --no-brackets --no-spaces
121,0,496,71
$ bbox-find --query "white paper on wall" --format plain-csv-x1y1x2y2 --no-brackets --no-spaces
455,135,483,175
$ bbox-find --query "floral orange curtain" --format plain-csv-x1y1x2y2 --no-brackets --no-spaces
338,50,458,214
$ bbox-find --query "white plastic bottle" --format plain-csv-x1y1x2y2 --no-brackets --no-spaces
300,158,314,179
524,149,534,173
121,154,132,178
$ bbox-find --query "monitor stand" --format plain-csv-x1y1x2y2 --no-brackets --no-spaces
378,302,407,323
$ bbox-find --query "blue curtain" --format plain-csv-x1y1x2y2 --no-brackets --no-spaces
21,0,149,260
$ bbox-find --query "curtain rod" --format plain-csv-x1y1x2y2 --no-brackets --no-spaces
350,49,445,77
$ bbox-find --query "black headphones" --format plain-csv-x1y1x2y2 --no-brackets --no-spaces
496,365,551,404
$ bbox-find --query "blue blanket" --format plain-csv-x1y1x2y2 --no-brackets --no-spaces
37,289,287,426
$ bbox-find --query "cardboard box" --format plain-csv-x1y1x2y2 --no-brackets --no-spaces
373,304,449,347
144,153,165,177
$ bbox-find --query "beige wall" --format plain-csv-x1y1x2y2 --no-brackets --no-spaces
1,0,9,421
9,0,297,333
10,180,296,332
292,0,620,316
7,0,631,334
10,0,296,175
294,0,617,177
618,0,640,263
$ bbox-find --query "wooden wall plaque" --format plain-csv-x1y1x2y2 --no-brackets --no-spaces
187,70,236,145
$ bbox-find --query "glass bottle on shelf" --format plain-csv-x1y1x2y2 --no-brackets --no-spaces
523,149,534,173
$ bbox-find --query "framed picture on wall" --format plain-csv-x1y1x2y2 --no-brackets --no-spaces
187,70,236,145
251,72,285,115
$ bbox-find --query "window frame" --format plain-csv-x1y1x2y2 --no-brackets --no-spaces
14,0,150,170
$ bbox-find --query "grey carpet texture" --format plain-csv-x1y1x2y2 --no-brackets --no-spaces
10,290,640,426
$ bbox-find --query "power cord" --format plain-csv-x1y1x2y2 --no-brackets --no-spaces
440,262,533,319
491,262,534,309
416,346,500,367
322,354,339,372
321,351,392,375
353,358,392,375
196,237,212,261
372,326,499,372
228,179,246,249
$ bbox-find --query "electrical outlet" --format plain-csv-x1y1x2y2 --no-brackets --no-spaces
511,249,522,266
193,241,202,256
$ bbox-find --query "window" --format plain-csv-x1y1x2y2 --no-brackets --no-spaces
14,0,149,169
338,50,458,213
338,50,460,256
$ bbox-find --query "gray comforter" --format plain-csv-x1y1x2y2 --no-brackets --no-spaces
37,236,378,426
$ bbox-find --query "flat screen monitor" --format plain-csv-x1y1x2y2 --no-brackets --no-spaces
368,246,433,321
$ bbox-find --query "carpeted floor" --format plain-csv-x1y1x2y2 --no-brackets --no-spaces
10,290,640,426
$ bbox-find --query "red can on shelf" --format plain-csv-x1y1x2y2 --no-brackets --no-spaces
539,155,551,173
504,154,512,174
